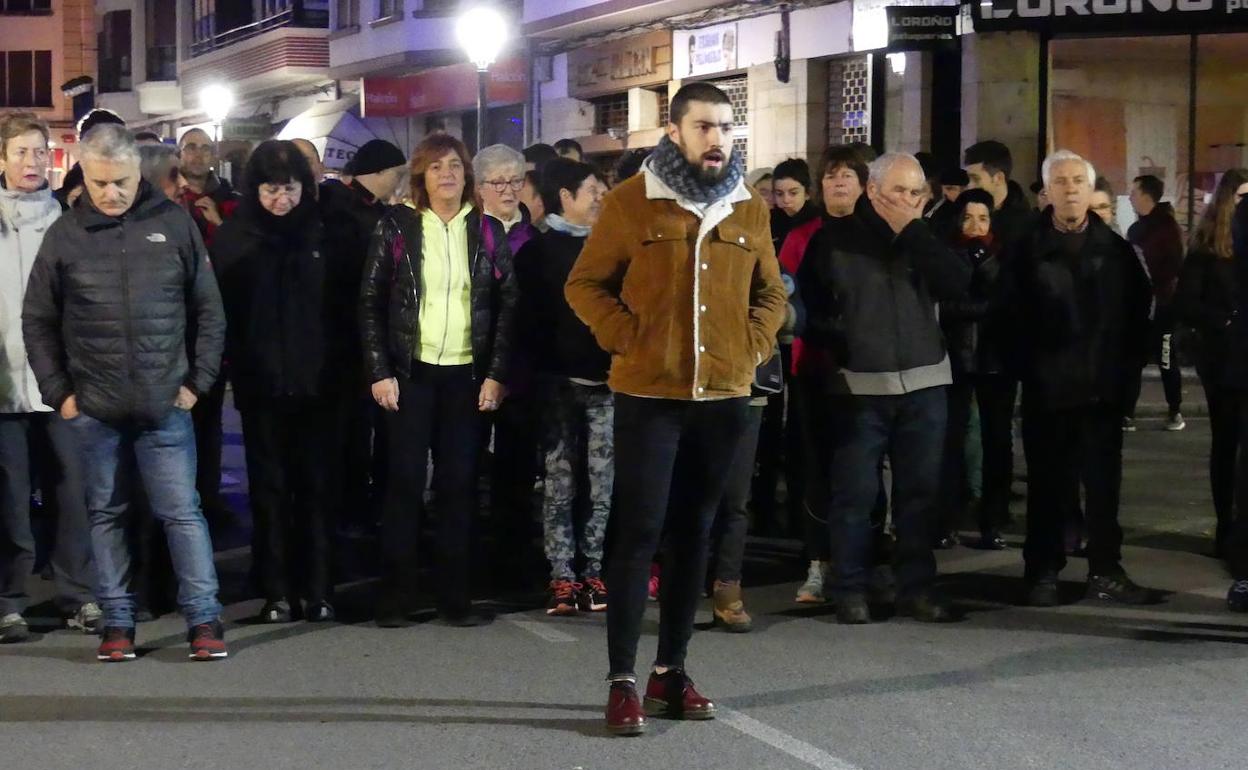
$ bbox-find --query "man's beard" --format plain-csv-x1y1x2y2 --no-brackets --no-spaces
678,141,731,185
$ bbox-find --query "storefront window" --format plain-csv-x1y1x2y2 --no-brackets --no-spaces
1048,36,1191,234
1193,33,1248,229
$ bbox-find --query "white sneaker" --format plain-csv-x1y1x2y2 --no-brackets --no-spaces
66,602,103,634
0,612,30,643
796,561,827,603
1165,412,1186,432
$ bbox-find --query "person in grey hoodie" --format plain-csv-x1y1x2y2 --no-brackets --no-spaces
0,112,98,644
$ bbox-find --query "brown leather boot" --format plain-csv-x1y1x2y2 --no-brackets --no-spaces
712,581,753,633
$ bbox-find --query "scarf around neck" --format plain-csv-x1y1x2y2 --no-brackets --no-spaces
544,213,591,238
647,135,744,205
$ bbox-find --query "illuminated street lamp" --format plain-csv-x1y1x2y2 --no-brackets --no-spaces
200,84,235,173
456,6,507,153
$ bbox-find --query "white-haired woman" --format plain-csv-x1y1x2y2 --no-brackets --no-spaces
0,112,98,643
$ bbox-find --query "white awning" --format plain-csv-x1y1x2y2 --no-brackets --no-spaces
276,96,377,171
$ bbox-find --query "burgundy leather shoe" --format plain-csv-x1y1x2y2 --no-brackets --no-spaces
644,669,716,720
605,682,647,736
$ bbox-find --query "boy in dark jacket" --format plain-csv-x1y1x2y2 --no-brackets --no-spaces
1002,150,1155,608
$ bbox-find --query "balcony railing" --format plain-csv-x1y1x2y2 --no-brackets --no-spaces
190,1,328,58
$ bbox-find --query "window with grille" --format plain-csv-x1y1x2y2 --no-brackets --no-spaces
377,0,401,18
657,88,670,126
0,50,53,108
593,93,630,136
0,0,52,13
711,75,749,168
828,56,871,146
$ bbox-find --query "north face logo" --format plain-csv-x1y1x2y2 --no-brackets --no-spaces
146,233,167,243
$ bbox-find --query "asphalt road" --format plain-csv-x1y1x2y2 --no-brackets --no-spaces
2,408,1244,770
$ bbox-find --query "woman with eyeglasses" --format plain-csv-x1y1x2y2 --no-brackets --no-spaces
211,140,337,624
361,134,518,627
472,145,541,572
1175,168,1248,562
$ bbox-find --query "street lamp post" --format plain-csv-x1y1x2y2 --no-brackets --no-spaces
456,6,507,153
200,84,235,175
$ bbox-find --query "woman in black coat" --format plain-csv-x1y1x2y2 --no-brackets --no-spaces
1175,168,1248,560
937,188,1012,551
212,140,336,623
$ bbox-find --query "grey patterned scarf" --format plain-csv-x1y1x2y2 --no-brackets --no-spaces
647,135,743,205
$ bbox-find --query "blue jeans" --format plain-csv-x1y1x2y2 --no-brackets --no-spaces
70,408,221,629
826,387,946,599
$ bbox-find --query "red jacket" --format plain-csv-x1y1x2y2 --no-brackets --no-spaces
777,216,823,376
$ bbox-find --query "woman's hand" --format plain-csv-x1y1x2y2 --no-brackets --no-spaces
372,377,400,412
478,378,506,413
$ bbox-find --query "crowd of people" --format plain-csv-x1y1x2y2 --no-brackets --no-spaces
2,80,1248,736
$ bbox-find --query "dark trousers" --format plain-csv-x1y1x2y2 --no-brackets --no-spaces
826,388,945,600
240,398,334,604
710,404,765,584
333,392,387,531
382,362,482,614
491,390,543,568
938,381,975,535
1203,382,1239,552
0,413,94,615
1021,401,1124,579
791,375,830,562
976,375,1018,534
191,375,229,525
607,395,750,679
1126,305,1183,417
1226,392,1248,580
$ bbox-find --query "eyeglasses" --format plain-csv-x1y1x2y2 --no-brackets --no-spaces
483,177,524,193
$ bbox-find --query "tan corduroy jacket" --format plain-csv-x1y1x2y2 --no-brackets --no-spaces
565,164,787,401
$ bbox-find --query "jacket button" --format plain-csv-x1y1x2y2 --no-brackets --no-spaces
738,237,745,244
699,346,706,353
698,387,705,393
700,305,707,313
701,263,708,270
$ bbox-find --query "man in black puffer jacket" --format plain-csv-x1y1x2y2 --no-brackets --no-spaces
1000,149,1153,610
22,125,228,662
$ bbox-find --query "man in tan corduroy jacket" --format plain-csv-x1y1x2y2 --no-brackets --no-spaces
565,82,786,737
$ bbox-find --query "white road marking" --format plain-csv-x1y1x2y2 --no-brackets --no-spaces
507,618,578,643
718,709,864,770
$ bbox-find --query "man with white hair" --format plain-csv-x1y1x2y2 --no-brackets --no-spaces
798,151,972,625
22,124,228,662
1002,149,1154,607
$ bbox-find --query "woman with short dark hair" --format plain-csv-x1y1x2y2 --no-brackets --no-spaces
212,140,336,623
360,134,519,627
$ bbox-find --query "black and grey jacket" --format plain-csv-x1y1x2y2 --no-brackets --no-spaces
359,204,518,384
797,196,972,396
22,181,225,426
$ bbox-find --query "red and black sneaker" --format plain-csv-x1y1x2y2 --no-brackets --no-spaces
546,579,581,616
579,576,608,612
187,620,229,661
97,626,136,662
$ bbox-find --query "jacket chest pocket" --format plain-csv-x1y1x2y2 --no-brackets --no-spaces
626,219,693,309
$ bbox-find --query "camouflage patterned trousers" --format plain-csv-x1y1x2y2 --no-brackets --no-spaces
542,380,615,581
